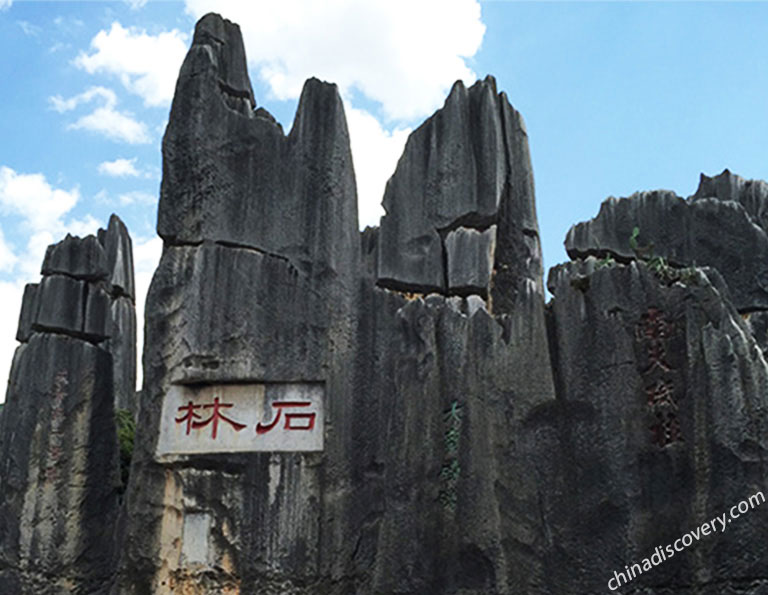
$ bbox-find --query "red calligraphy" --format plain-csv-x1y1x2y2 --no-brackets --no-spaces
192,397,247,439
176,397,246,440
645,379,677,409
176,401,203,435
256,401,316,435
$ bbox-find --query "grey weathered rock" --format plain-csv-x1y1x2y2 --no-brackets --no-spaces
3,11,766,595
745,310,768,356
15,283,39,343
98,214,135,300
157,14,358,282
116,13,556,595
0,334,120,595
117,13,363,593
693,168,768,232
565,187,768,311
32,275,110,342
445,225,496,295
107,297,136,413
541,258,768,593
0,215,138,593
376,76,543,307
41,234,108,281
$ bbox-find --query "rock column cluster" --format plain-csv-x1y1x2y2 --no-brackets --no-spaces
0,215,136,594
0,12,767,595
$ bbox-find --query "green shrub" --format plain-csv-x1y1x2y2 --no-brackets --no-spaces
115,409,136,494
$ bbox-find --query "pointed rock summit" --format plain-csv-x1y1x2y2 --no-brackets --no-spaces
157,14,358,280
377,75,542,311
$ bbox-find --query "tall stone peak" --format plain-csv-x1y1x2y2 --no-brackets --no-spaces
98,213,135,300
158,15,358,280
0,214,137,594
377,72,541,313
191,13,255,107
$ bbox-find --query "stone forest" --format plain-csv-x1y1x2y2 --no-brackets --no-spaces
0,12,766,595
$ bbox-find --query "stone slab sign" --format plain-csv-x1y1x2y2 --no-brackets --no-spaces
156,382,324,457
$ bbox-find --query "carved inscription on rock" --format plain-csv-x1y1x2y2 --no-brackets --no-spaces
155,382,324,458
46,370,68,481
635,308,684,447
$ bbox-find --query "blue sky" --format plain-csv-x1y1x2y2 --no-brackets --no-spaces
0,0,767,398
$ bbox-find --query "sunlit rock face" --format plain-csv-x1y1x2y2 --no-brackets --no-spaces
0,215,136,595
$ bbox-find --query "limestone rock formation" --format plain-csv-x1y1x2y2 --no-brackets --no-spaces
117,12,554,594
0,215,137,594
693,168,768,232
565,174,768,311
376,75,543,312
110,13,768,595
541,258,768,593
2,12,767,595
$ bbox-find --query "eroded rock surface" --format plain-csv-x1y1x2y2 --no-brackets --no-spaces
541,258,768,593
376,75,543,311
0,215,137,594
110,13,768,595
116,13,555,595
565,175,768,312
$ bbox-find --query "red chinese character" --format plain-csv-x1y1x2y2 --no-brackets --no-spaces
646,340,671,373
256,401,316,435
652,410,683,447
636,308,673,341
176,401,203,435
645,379,677,409
191,397,247,440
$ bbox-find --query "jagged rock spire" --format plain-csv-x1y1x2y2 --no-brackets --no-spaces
0,214,137,594
377,75,542,311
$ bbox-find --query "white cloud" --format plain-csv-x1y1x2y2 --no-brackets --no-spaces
0,167,106,400
17,20,41,36
50,86,151,144
118,190,156,206
184,0,485,121
0,166,105,278
0,228,17,273
50,86,114,113
0,166,80,231
0,0,12,12
53,16,84,29
71,107,151,144
75,22,188,107
49,42,69,54
132,235,162,387
99,157,140,177
125,0,149,9
346,107,410,227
